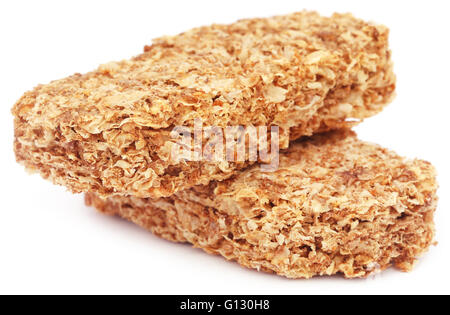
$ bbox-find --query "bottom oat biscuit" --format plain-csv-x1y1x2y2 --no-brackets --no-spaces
86,130,438,279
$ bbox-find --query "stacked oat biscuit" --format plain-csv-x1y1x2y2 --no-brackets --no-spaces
13,12,437,278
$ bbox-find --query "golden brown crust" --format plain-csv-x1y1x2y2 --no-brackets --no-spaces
14,12,395,198
86,131,437,279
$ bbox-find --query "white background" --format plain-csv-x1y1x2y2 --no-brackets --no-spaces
0,0,449,295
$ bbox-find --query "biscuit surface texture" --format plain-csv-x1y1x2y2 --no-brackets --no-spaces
14,12,395,198
86,131,437,279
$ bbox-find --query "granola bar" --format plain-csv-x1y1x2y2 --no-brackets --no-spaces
86,131,437,278
14,12,395,198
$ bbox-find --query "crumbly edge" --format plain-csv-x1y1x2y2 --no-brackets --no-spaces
13,11,395,198
85,131,437,279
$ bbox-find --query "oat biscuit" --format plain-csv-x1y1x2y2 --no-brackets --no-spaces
14,12,395,198
86,131,437,278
